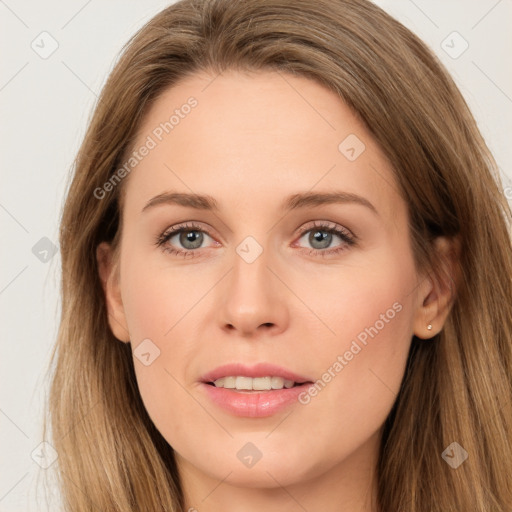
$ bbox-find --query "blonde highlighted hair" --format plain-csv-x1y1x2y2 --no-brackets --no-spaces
44,0,512,510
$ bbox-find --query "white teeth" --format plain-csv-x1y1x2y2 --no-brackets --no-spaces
236,376,252,390
214,377,225,387
212,376,297,390
271,376,284,389
223,376,235,388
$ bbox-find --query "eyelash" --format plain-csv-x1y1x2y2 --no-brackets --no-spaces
154,221,357,259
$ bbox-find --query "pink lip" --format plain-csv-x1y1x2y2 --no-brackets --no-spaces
199,362,314,418
200,362,311,384
200,383,313,417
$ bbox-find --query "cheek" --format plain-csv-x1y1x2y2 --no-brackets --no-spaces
298,253,417,449
120,248,199,342
122,275,173,342
119,255,195,427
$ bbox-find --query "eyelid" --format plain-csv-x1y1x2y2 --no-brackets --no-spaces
156,221,217,245
155,219,357,256
295,220,355,240
159,219,355,240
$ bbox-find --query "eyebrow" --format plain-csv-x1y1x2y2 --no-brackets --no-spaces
141,190,378,216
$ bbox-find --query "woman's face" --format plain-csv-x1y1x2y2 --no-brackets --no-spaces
99,69,434,501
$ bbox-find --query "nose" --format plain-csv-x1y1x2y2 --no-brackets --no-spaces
217,245,289,338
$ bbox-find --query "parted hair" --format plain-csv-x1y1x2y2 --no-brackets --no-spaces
44,0,512,510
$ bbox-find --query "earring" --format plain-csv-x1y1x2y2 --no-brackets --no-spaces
427,324,433,331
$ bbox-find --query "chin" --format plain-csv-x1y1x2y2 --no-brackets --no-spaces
191,446,317,489
216,464,309,489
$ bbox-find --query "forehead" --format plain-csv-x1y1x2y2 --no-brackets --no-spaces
121,69,404,223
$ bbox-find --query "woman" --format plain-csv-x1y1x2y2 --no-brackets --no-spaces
45,0,512,510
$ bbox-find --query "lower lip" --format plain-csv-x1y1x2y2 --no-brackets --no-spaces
200,382,312,418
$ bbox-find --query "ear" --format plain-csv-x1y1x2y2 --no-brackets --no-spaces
413,235,461,340
96,241,130,342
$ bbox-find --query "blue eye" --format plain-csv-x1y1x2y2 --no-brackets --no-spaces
155,221,356,259
155,222,211,259
294,221,356,257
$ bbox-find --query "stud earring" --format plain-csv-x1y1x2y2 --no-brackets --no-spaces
427,324,432,331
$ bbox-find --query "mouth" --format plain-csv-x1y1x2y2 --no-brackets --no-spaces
205,376,311,392
200,362,313,390
199,363,314,416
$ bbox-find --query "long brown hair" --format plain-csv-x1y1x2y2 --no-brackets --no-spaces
43,0,512,510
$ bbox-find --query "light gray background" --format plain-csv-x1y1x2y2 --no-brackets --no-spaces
1,1,511,510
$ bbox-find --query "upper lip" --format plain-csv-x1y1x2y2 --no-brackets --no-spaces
200,363,313,384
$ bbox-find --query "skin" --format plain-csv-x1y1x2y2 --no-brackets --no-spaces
97,69,456,512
